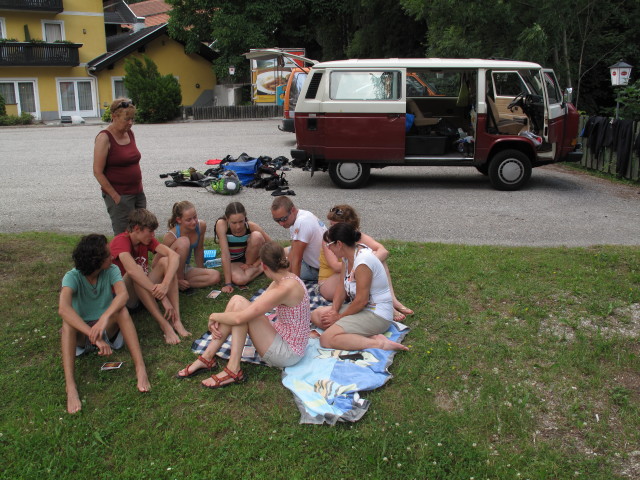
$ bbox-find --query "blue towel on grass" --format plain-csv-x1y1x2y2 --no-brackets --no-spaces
191,283,409,424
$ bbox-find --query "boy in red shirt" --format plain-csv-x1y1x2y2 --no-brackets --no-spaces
110,209,190,344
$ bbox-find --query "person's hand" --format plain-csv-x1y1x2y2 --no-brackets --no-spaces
161,297,176,323
221,284,233,294
95,338,112,356
112,192,122,205
320,309,340,329
178,279,191,290
152,283,169,300
239,263,251,271
89,317,108,344
208,320,223,340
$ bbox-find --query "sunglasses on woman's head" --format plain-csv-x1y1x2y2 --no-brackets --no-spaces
114,101,132,112
330,207,343,216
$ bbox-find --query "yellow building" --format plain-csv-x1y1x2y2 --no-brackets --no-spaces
0,0,217,121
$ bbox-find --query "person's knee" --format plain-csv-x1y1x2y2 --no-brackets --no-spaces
173,236,190,254
319,333,334,349
248,231,266,246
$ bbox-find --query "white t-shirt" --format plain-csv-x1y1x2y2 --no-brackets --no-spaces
289,209,326,269
344,245,393,321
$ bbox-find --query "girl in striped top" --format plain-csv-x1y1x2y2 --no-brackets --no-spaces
214,202,271,293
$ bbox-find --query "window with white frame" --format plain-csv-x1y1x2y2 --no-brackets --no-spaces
0,80,37,113
112,77,129,100
42,20,64,42
0,18,6,39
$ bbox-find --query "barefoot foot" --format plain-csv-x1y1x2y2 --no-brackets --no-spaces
163,329,181,345
66,390,82,414
373,334,409,351
137,370,151,392
394,304,413,316
393,309,406,322
173,321,191,337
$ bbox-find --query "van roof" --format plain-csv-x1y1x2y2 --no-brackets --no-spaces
311,58,543,70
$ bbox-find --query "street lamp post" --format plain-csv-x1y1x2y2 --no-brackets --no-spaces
609,60,633,119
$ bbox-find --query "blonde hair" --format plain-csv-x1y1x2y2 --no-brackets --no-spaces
109,97,136,118
327,204,360,230
168,201,195,229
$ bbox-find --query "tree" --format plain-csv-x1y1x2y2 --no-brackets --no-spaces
123,55,182,123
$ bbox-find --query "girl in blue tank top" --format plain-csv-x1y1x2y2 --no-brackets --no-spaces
156,201,221,291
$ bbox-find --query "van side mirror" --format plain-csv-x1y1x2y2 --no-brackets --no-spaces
563,87,573,104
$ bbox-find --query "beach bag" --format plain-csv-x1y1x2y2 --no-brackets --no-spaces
223,158,259,186
208,171,242,195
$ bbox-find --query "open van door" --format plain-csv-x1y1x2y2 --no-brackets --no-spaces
542,69,567,158
243,48,317,66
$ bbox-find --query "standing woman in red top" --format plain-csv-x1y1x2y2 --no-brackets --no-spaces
93,98,146,235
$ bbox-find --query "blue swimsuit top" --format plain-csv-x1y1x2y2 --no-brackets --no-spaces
174,221,201,265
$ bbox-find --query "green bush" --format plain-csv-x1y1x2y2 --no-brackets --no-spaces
102,105,111,123
618,79,640,121
0,112,33,126
123,55,182,123
0,93,6,116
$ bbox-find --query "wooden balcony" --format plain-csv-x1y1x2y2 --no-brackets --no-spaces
0,42,81,67
0,0,63,12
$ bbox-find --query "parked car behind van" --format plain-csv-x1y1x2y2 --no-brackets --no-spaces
290,58,582,190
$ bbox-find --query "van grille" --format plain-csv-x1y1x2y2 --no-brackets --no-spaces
305,73,323,99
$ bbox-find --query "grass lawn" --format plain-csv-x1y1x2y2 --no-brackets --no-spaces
1,232,639,479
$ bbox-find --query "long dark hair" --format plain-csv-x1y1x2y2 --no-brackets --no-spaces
323,222,362,247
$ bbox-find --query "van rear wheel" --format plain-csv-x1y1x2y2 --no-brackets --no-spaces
328,162,370,189
488,150,531,191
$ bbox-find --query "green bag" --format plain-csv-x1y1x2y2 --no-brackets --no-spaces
209,171,242,195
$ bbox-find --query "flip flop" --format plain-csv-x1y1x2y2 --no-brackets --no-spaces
202,367,247,389
176,355,217,379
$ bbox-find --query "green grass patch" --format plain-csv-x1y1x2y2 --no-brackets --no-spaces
1,234,639,479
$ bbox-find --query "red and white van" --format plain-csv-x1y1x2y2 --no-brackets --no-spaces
290,58,582,190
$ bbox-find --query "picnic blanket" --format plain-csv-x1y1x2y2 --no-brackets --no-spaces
191,283,409,424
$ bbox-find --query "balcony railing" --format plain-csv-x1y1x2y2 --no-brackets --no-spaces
0,0,63,12
0,42,81,67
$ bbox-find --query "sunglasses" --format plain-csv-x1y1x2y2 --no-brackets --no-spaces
324,241,336,247
330,207,343,216
273,212,291,223
113,100,133,112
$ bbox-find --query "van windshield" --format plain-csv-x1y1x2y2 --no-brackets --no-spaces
330,71,401,100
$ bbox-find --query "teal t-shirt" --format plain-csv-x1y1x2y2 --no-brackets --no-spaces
61,264,122,322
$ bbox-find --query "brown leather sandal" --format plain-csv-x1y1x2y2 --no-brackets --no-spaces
202,367,247,389
175,355,217,379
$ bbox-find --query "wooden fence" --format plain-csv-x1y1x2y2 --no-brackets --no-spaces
578,115,640,182
190,105,283,121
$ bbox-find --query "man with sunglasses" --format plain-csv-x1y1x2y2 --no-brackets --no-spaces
271,197,326,282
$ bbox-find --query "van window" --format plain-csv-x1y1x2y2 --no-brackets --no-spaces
330,71,401,100
493,72,527,96
543,72,562,104
415,71,460,97
305,72,323,99
290,72,308,109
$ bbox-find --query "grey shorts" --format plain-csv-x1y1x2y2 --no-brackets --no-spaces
261,332,303,368
75,320,124,357
299,260,319,282
102,191,147,235
335,304,391,336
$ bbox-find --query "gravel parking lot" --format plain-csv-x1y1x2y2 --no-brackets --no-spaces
1,119,640,246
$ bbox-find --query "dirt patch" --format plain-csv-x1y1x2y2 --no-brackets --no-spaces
539,304,640,342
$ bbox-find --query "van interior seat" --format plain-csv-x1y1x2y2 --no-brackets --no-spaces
486,96,528,135
407,99,440,127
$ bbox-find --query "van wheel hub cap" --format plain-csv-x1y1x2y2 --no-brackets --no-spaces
500,159,524,184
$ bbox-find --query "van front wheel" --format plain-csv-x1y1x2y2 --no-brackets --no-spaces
488,150,531,191
328,162,371,189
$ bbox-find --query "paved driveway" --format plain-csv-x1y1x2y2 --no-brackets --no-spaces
1,119,639,246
